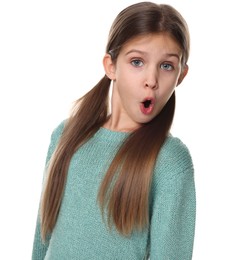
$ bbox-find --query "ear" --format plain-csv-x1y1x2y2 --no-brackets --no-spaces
177,64,189,86
103,54,116,80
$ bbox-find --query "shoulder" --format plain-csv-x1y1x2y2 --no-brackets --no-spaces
50,120,66,144
150,135,195,201
158,135,193,169
154,135,194,181
45,120,66,163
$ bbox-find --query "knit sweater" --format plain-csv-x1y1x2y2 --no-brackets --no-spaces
32,121,196,260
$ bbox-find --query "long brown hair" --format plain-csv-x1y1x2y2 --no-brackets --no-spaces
41,2,190,240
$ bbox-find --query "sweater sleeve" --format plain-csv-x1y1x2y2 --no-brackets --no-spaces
149,137,196,260
31,121,65,260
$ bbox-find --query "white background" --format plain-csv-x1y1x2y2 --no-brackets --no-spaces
0,0,230,259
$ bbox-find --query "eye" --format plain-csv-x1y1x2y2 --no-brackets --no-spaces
160,63,174,71
131,59,144,67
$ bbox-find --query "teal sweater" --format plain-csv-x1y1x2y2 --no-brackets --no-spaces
32,122,196,260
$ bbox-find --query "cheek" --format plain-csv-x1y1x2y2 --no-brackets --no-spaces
158,83,176,106
118,86,133,102
116,74,136,98
165,83,176,98
160,71,179,86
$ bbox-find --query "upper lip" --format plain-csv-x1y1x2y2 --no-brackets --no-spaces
141,97,154,104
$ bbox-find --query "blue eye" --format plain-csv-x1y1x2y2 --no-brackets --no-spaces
161,63,174,71
131,59,144,67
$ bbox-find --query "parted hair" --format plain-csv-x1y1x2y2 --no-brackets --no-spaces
40,1,190,240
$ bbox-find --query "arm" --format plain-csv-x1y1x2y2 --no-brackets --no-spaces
31,121,65,260
149,138,196,260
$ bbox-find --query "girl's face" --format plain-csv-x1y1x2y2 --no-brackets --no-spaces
104,33,188,131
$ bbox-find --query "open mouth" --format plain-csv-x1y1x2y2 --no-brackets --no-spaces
142,99,152,108
140,98,154,115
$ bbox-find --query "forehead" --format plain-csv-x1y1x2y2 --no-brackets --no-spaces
120,33,182,57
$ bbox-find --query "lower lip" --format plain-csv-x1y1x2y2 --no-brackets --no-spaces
140,103,154,115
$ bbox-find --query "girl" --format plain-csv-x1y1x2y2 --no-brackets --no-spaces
32,2,196,259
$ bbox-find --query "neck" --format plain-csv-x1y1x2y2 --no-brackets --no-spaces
103,116,140,133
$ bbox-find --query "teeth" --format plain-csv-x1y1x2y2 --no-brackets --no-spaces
143,100,151,108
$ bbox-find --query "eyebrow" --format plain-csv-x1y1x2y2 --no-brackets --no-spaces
125,49,180,61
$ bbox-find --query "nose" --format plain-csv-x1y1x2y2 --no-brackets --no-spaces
145,81,157,89
145,70,158,89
